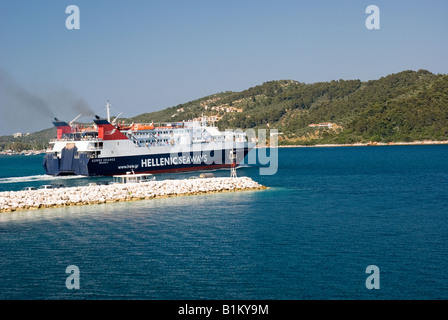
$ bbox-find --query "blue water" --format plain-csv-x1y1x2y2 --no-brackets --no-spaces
0,146,447,299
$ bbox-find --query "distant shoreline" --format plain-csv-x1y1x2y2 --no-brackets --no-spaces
2,141,448,154
267,140,448,148
0,150,45,156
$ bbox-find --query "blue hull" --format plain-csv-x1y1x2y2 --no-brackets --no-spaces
43,147,250,176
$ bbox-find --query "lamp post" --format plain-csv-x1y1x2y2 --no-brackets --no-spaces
229,149,237,178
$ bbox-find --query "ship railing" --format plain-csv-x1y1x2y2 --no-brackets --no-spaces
50,137,102,143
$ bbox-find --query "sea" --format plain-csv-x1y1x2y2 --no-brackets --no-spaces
0,145,447,300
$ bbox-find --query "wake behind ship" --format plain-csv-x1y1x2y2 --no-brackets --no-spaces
43,106,255,176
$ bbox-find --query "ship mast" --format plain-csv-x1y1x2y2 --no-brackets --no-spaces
106,100,111,122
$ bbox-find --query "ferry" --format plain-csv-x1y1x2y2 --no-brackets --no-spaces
43,102,255,176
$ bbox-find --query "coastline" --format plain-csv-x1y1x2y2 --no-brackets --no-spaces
0,177,268,213
273,140,448,148
0,150,45,156
2,141,447,154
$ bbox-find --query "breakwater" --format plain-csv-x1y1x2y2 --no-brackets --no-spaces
0,177,267,213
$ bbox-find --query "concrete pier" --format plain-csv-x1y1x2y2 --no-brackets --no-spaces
0,177,267,213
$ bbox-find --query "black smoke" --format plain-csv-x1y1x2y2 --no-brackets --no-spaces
0,68,95,135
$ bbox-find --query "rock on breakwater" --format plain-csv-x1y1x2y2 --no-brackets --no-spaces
0,177,267,213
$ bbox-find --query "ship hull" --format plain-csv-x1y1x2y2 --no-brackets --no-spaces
43,147,251,176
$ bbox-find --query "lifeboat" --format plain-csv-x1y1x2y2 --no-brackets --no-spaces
117,124,132,130
130,123,155,131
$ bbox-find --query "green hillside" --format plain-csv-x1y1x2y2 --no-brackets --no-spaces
0,127,55,152
2,69,447,151
130,69,448,145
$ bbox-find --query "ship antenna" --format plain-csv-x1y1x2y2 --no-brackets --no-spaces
69,114,82,125
111,112,123,125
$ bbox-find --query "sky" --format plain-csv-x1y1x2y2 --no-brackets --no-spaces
0,0,447,135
